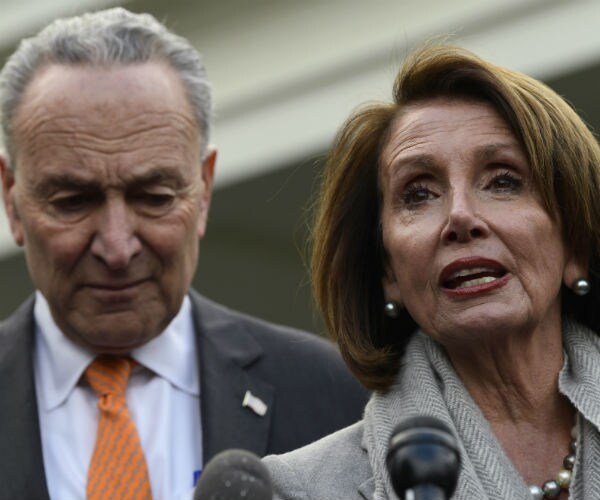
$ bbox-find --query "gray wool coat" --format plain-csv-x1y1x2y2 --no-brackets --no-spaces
264,320,600,500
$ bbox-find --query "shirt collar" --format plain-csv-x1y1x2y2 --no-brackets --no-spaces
133,295,199,397
34,291,199,411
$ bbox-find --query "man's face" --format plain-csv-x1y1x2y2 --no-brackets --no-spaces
0,61,215,353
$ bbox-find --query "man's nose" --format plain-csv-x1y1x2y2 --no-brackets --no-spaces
440,189,488,244
91,199,142,269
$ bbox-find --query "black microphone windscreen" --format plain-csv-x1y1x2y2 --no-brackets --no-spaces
193,449,272,500
392,415,453,434
386,416,460,499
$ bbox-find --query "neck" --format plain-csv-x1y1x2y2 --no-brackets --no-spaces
440,318,576,492
444,320,564,423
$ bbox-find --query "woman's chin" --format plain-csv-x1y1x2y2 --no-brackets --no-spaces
426,311,534,347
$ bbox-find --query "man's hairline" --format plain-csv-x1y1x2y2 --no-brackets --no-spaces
3,57,209,172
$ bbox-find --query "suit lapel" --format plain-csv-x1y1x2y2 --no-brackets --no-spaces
0,296,50,499
189,291,274,464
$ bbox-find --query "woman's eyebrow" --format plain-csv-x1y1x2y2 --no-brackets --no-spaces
385,153,437,179
473,142,523,162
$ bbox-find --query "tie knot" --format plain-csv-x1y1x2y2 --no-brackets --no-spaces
85,356,136,397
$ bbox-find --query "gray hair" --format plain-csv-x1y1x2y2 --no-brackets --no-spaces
0,7,212,168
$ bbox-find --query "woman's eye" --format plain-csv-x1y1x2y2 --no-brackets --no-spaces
489,171,522,193
401,183,436,207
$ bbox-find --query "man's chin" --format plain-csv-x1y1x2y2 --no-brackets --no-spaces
64,325,159,354
83,337,154,354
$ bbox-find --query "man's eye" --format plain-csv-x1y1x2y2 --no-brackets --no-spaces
50,194,91,212
145,194,174,206
134,192,175,209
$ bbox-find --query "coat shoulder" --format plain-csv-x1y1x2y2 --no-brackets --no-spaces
190,290,331,345
189,290,361,380
189,290,369,454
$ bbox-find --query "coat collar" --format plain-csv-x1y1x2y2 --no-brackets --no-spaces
358,477,375,499
188,290,275,464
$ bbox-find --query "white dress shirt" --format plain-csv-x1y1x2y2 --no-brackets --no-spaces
33,291,203,500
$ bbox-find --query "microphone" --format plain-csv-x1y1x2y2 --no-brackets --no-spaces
386,416,461,500
193,449,272,500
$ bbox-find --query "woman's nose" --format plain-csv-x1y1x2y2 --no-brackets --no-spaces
90,200,142,269
440,190,488,244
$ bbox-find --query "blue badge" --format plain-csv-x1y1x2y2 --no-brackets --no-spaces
193,469,202,486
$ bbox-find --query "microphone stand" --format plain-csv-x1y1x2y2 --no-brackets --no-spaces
404,484,446,500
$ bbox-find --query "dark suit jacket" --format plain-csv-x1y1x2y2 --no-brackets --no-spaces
0,290,368,499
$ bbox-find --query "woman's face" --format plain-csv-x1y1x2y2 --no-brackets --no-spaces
379,98,584,347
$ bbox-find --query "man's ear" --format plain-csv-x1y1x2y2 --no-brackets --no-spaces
197,146,217,239
0,154,24,246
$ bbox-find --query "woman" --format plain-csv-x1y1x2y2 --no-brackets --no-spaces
263,45,600,499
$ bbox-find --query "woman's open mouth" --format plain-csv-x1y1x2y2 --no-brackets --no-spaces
440,258,510,296
443,267,507,289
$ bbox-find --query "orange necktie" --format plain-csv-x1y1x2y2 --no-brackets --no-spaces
85,356,153,500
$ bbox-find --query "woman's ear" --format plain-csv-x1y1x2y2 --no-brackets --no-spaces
382,262,403,308
563,251,590,291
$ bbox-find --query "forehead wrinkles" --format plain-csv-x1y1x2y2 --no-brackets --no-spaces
381,110,511,173
16,108,199,159
13,61,200,163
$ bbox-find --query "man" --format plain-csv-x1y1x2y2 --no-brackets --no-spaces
0,8,368,499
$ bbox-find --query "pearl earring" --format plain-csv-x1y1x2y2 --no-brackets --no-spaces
572,278,590,296
384,301,400,318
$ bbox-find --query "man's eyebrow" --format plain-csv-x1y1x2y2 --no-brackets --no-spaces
33,174,101,196
131,167,188,188
32,167,189,196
